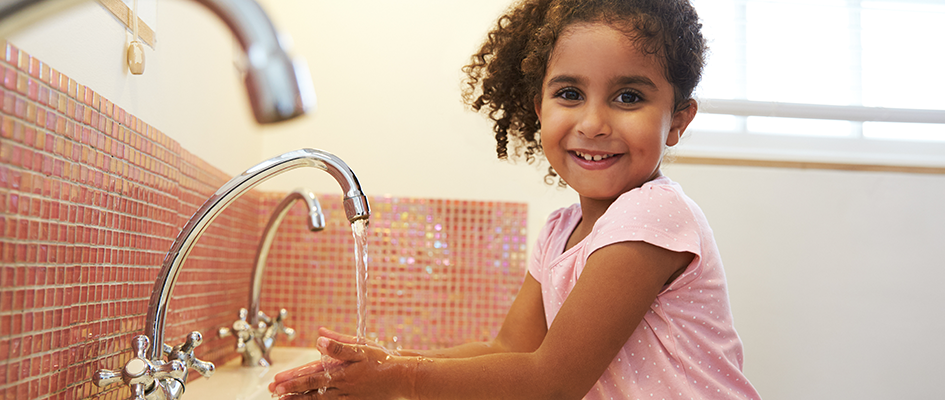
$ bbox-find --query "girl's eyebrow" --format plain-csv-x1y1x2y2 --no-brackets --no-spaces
546,74,659,90
546,75,584,86
611,75,658,90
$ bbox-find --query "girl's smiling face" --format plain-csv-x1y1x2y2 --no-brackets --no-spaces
536,22,696,203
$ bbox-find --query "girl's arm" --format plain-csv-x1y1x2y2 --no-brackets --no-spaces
401,272,548,358
323,272,547,358
273,240,693,400
268,273,547,391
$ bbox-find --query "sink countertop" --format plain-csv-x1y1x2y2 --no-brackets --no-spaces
184,347,322,400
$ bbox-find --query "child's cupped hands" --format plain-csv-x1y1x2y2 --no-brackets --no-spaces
269,329,417,400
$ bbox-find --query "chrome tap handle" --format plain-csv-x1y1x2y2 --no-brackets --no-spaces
256,310,273,337
92,335,186,400
166,331,216,378
92,368,121,387
256,309,272,325
220,308,271,367
190,356,216,378
283,325,297,339
92,336,151,388
219,308,256,353
132,335,150,358
259,308,296,349
274,308,297,340
130,383,148,400
220,308,252,336
152,359,188,382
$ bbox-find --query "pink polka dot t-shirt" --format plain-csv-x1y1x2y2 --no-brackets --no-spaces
529,176,760,399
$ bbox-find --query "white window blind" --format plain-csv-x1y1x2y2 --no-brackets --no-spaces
684,0,945,169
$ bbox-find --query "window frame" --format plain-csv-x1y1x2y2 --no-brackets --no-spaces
682,0,945,173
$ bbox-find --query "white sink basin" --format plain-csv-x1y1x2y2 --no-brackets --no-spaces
184,347,322,400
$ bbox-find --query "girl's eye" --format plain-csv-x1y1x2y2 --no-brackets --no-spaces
616,91,642,104
555,88,582,101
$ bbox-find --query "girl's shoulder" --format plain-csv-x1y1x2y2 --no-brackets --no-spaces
610,176,692,217
590,176,705,255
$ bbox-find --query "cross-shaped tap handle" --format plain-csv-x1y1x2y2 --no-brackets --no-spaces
274,309,297,340
219,308,255,353
257,309,296,339
165,331,215,378
92,335,187,399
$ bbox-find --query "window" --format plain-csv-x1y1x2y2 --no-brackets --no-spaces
684,0,945,170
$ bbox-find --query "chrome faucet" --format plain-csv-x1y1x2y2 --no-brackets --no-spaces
149,148,368,361
0,0,315,124
219,188,325,367
97,149,369,399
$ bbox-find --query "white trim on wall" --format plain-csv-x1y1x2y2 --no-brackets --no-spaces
700,98,945,124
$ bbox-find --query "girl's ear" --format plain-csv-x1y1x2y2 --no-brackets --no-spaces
666,99,698,147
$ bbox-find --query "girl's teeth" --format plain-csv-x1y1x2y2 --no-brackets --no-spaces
577,152,612,161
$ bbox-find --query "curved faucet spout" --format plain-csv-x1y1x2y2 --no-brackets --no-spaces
0,0,315,124
226,188,322,367
250,188,324,322
146,148,370,361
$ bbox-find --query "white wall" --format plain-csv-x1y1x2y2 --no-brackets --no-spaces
664,164,945,399
5,1,944,399
248,0,579,239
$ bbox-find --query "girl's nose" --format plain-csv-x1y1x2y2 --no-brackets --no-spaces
576,103,611,138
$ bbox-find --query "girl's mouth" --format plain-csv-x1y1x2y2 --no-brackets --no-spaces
570,150,621,170
573,150,616,162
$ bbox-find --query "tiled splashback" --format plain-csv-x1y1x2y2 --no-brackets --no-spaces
259,194,528,350
0,41,264,400
0,42,527,400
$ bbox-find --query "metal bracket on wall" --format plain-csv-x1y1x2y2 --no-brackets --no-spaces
98,0,155,47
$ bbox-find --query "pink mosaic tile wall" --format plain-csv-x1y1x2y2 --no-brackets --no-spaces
0,42,529,400
0,41,263,399
259,195,528,350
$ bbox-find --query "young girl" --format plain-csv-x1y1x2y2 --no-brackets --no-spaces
270,0,760,398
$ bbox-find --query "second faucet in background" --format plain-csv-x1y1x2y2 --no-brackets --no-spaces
220,188,326,367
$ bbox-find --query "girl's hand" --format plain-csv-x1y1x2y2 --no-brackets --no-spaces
271,337,418,400
268,328,403,394
317,327,401,356
267,356,334,395
317,327,361,344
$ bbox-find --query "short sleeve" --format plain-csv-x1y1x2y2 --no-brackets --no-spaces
585,181,703,286
528,204,581,281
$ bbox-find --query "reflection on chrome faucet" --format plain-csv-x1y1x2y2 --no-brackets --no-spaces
145,147,368,364
0,0,315,124
219,188,325,367
93,148,368,399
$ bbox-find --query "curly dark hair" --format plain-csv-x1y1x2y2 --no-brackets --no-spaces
462,0,707,185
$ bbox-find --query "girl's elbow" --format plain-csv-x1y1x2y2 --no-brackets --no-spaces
522,358,595,400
